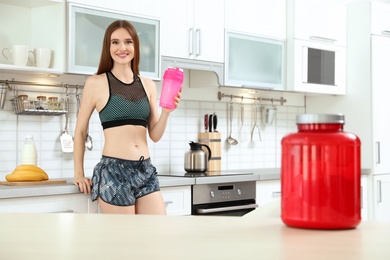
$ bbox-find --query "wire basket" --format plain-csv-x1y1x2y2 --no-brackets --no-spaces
11,98,67,116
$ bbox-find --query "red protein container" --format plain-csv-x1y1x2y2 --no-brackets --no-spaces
281,114,361,229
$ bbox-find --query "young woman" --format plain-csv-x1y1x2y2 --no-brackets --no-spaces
73,20,181,214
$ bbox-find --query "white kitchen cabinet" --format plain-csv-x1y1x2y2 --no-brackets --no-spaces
68,3,160,79
346,1,390,174
372,35,390,174
224,31,285,90
160,0,224,63
67,0,159,18
0,0,66,73
256,180,281,207
290,0,347,46
286,0,347,95
373,174,390,221
0,193,97,213
161,186,191,216
224,0,286,39
370,2,390,37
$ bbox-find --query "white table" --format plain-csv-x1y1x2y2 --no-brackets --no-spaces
0,211,389,260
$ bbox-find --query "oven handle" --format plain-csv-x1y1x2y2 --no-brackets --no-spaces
196,203,258,214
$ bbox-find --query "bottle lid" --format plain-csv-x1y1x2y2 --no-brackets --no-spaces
296,114,345,124
25,134,33,139
164,67,184,82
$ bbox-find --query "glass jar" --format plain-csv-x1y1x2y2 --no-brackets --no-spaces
48,96,60,110
17,94,29,111
20,135,37,165
36,96,48,110
281,114,361,229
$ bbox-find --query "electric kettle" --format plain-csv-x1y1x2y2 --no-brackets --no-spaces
184,141,212,173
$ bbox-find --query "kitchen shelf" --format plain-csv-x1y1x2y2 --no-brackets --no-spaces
11,98,67,116
0,64,63,76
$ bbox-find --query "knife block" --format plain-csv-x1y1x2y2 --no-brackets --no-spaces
198,132,221,172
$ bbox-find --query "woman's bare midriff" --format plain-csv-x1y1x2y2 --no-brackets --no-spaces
102,125,150,160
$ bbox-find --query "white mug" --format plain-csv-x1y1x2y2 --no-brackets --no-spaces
32,48,52,68
2,45,30,66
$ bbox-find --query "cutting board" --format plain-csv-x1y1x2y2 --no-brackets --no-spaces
0,179,67,186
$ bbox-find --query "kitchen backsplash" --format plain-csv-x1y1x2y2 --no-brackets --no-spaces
0,91,304,180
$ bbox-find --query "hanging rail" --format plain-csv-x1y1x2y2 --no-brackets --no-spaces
0,79,83,89
217,91,287,105
0,79,83,96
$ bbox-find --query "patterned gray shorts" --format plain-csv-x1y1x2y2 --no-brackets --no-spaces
91,155,160,206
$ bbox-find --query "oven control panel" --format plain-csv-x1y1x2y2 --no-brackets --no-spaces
193,181,256,204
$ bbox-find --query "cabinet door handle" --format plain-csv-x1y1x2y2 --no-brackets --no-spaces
51,210,74,213
381,30,390,36
164,201,173,207
309,36,336,43
195,28,201,57
377,180,382,203
272,191,281,198
188,28,194,56
196,203,258,214
376,141,381,164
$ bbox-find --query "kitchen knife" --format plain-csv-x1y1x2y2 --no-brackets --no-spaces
204,114,208,132
209,114,213,133
213,113,218,132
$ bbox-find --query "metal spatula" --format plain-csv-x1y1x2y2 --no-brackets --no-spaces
60,96,73,153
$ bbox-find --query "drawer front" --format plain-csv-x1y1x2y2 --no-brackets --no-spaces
161,186,191,216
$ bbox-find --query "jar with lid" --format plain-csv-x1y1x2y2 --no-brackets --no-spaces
48,96,60,110
281,114,361,229
36,96,48,110
20,135,37,165
17,94,29,111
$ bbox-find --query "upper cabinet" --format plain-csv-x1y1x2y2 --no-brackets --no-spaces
291,0,346,46
67,0,160,18
0,0,66,74
225,0,286,39
286,0,347,95
160,0,224,63
224,0,286,89
224,31,285,90
67,3,160,79
371,1,390,37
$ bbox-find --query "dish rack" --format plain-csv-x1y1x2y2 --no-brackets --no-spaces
11,98,68,116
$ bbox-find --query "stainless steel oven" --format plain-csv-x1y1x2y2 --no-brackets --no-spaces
192,181,258,216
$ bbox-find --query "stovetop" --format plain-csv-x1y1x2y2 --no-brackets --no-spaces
158,171,254,178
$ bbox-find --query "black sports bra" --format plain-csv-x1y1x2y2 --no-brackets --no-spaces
99,71,150,129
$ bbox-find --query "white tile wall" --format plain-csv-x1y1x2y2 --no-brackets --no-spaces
0,89,304,180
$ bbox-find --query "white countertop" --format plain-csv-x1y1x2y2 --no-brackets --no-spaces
0,169,280,199
0,210,388,260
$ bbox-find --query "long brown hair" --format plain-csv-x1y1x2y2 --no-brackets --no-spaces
96,20,140,75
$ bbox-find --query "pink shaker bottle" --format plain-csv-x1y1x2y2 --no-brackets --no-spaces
159,67,184,109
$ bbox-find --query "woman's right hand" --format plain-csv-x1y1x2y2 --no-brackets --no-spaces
73,176,92,195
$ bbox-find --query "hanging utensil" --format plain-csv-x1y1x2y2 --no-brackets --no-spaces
262,100,277,126
251,100,262,142
60,94,74,153
226,100,238,145
76,92,93,151
85,128,93,151
238,98,247,142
